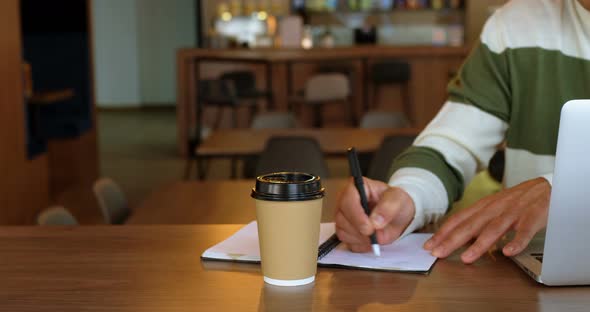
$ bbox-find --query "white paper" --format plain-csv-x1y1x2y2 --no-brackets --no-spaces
318,234,436,272
202,222,335,262
201,221,437,273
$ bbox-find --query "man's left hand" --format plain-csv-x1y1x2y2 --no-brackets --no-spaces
423,177,551,264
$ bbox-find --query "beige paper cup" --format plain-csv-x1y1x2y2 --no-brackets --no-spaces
251,172,325,287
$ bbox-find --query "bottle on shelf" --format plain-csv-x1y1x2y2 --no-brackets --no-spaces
301,25,314,49
319,28,335,48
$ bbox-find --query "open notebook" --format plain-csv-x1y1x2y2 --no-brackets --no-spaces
201,222,437,274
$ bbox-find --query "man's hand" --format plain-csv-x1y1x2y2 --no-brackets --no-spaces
334,177,416,253
424,177,551,264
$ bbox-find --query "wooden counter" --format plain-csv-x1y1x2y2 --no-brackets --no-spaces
177,46,470,156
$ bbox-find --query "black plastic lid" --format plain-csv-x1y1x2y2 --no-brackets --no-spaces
251,172,325,202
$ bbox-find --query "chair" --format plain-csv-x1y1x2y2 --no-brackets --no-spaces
291,73,353,128
37,206,78,226
185,78,252,180
93,178,130,224
255,137,330,179
251,112,298,129
367,135,416,182
198,78,255,130
316,63,355,81
242,113,299,179
184,124,212,180
370,60,412,121
220,70,272,110
360,111,411,129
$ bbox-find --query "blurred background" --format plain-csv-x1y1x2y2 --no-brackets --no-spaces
0,0,506,225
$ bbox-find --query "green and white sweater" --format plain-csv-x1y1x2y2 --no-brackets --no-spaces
390,0,590,234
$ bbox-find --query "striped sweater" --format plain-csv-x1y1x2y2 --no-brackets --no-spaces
390,0,590,235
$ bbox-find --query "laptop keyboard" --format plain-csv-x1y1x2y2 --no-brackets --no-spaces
531,253,543,263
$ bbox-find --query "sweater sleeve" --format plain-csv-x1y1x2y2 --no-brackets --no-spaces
387,13,511,230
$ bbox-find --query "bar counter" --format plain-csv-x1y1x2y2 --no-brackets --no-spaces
176,46,470,156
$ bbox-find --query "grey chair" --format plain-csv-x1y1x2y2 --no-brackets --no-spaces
192,73,268,179
290,73,353,128
360,111,411,129
37,206,78,226
243,113,299,178
255,137,330,179
93,178,130,224
185,78,246,180
251,112,298,129
367,135,416,182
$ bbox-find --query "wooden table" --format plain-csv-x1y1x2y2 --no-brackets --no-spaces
177,46,469,156
1,224,587,311
195,128,420,179
128,179,348,225
197,128,420,158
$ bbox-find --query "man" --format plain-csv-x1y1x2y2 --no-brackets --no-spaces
335,0,590,264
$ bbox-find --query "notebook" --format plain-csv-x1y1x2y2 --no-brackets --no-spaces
201,221,437,274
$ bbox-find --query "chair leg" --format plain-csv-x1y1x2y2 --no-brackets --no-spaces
214,106,224,129
266,93,274,111
231,107,238,128
401,83,412,124
372,83,380,110
183,157,194,180
197,157,209,180
348,97,356,126
313,104,322,128
248,102,258,127
230,156,238,179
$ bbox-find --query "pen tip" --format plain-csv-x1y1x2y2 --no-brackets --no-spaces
372,244,381,257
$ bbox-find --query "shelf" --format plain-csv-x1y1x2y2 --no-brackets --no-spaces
304,8,464,14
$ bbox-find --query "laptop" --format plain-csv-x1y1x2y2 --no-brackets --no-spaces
511,99,590,286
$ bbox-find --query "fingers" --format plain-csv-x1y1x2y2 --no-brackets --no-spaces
430,203,503,259
369,187,411,230
335,211,371,246
337,180,374,236
363,177,391,207
348,243,372,253
461,212,517,263
421,178,551,263
424,196,494,251
334,178,415,251
371,188,416,245
503,199,549,256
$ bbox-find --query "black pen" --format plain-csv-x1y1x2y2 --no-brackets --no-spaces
347,147,381,257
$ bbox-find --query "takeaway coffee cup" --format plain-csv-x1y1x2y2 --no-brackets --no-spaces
251,172,325,287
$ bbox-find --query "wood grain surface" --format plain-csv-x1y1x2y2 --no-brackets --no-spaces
0,224,586,311
196,128,421,157
129,179,348,224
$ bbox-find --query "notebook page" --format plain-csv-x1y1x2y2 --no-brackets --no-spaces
201,222,262,262
318,233,436,272
201,221,336,262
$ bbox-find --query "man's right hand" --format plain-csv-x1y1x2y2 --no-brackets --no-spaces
334,177,416,253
